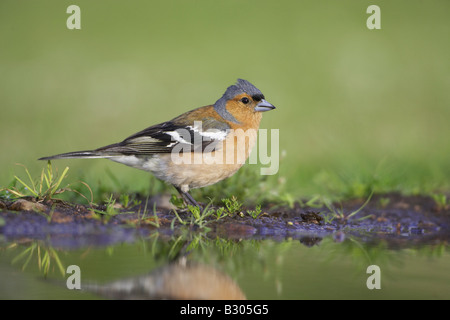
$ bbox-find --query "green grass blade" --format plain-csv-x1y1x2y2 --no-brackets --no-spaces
24,166,37,195
49,248,66,277
50,166,70,196
11,244,35,265
46,161,53,185
347,190,374,219
14,176,38,197
172,209,186,225
21,245,36,271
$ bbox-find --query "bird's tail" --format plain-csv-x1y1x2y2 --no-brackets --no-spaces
38,150,107,161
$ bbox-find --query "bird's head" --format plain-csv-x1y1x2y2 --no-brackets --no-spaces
214,79,275,125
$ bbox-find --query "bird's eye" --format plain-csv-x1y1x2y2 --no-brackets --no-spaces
241,97,250,104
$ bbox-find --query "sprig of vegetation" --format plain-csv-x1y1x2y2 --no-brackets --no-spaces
431,193,448,211
170,194,186,208
2,162,93,204
90,194,121,223
377,196,391,209
222,196,243,216
323,190,374,223
214,207,227,220
9,162,69,200
246,204,262,219
172,201,215,228
133,199,160,228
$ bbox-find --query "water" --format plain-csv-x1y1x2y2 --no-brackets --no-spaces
1,233,449,299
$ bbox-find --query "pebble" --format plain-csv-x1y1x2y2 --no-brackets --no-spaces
9,199,47,212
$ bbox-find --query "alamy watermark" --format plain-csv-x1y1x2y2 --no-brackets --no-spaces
66,265,81,290
67,5,381,31
366,265,381,289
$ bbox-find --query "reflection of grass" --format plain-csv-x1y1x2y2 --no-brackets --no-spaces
9,241,65,277
3,233,448,299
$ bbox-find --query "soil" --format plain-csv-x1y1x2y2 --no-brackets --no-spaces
0,193,449,249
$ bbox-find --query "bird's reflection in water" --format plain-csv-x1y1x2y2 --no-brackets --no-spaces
84,258,246,300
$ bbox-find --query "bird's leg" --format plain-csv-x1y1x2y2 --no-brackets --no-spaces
174,186,201,209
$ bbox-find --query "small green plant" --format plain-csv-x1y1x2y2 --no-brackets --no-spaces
120,193,131,208
150,202,161,227
3,162,93,204
170,194,185,208
222,196,243,216
324,191,374,223
139,199,160,228
103,194,119,215
172,202,215,228
214,207,227,220
139,196,151,221
10,162,69,200
377,196,390,209
246,204,262,219
118,193,144,209
91,194,120,222
187,205,202,221
124,197,160,228
431,193,448,211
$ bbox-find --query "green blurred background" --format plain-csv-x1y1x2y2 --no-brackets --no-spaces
1,0,450,199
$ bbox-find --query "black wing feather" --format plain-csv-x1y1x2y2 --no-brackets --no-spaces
95,119,229,156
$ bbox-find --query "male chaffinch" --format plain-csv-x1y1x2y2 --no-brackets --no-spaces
39,79,275,207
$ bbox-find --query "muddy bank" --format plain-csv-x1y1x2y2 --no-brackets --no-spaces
0,193,449,249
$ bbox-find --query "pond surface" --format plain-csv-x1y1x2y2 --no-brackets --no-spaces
1,233,449,299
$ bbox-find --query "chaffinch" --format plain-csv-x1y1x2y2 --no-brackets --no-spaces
39,79,275,207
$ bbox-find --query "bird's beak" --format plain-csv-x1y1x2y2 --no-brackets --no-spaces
254,99,276,112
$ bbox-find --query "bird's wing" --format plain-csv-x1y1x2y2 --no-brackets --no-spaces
95,118,230,156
